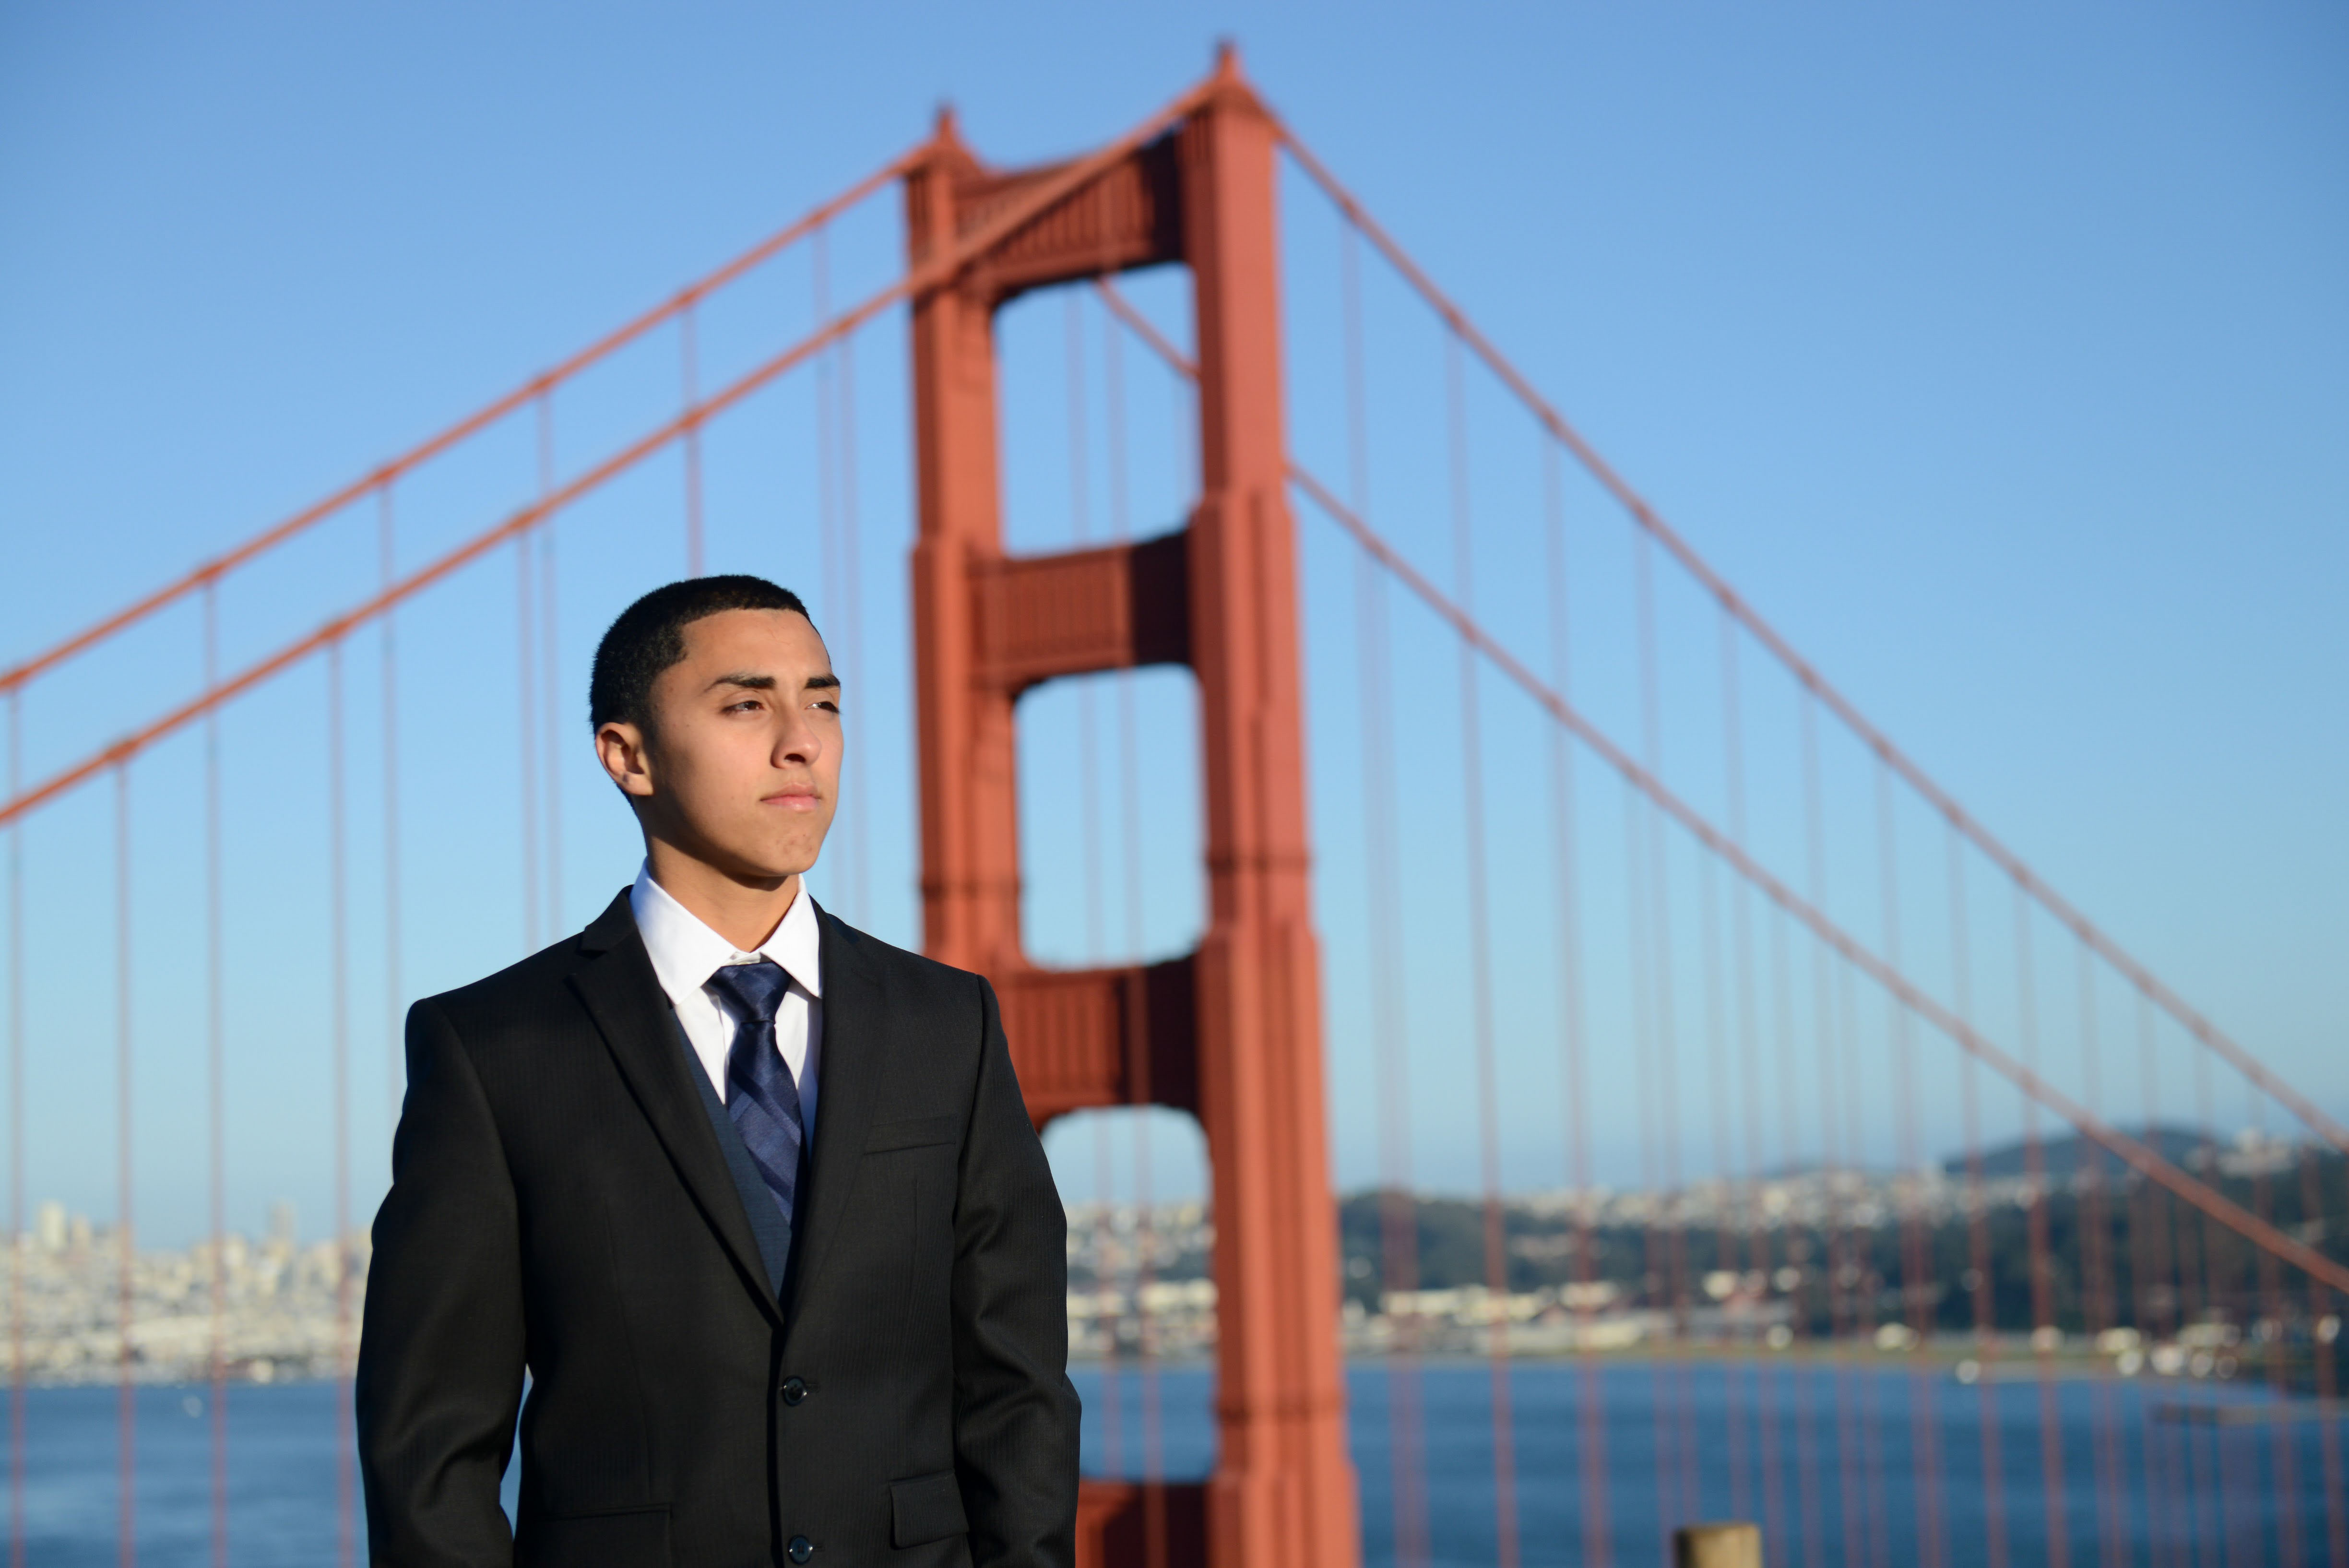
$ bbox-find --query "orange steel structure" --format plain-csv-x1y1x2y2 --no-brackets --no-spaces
903,50,1358,1568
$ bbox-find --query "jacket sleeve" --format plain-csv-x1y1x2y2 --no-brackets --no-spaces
951,975,1082,1568
356,998,526,1567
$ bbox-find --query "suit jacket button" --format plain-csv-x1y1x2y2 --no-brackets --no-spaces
780,1376,809,1406
787,1535,815,1563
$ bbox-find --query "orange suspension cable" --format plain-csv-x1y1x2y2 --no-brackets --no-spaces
1266,122,2347,1168
0,153,916,705
1,86,1210,839
1286,464,2349,1296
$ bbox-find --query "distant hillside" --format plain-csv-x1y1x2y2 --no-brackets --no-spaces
1945,1125,2210,1181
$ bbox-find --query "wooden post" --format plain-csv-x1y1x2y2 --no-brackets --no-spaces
1674,1521,1764,1568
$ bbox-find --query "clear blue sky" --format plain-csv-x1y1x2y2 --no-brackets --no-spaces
2,3,2342,1239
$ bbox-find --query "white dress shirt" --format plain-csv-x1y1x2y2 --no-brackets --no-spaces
629,863,822,1132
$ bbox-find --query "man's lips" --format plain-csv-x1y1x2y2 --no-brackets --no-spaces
761,790,823,811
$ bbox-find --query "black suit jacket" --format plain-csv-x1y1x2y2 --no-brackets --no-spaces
356,891,1079,1568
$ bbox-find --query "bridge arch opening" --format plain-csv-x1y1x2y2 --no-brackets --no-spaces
1014,665,1203,971
1042,1103,1218,1485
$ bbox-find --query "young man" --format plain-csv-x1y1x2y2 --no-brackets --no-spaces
357,576,1078,1568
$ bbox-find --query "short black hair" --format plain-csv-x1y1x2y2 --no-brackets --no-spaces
589,575,814,732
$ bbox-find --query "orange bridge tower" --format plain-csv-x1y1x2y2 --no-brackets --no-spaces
903,49,1361,1568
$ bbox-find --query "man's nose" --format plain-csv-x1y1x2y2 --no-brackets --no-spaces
772,707,822,767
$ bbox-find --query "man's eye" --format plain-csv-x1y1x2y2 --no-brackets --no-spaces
725,699,764,714
813,700,840,714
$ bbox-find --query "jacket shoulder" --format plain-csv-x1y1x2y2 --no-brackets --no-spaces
413,929,599,1043
819,911,988,1014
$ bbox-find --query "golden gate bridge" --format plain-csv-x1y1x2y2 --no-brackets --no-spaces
2,47,2343,1568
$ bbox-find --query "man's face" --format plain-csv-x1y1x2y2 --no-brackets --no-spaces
598,608,842,885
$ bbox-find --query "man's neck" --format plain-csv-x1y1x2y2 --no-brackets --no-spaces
643,842,800,952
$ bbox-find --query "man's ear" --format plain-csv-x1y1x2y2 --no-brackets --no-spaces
595,720,658,800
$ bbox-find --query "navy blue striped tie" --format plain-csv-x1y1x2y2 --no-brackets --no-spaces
706,960,805,1229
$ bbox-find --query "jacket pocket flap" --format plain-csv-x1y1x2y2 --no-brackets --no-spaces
520,1506,671,1568
866,1115,960,1153
890,1471,969,1547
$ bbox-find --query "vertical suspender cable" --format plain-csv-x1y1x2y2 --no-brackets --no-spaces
1879,763,1945,1568
380,485,404,1135
836,330,868,926
2298,1142,2347,1568
2014,886,2072,1568
2184,1028,2221,1560
2245,1083,2299,1567
1625,777,1676,1549
328,641,356,1568
1104,307,1170,1568
1347,226,1429,1568
1542,438,1608,1568
1634,528,1698,1524
1700,852,1750,1522
114,760,135,1568
814,229,838,646
2074,942,2131,1568
1839,953,1889,1568
1065,292,1121,1475
1721,614,1784,1558
517,534,540,956
2134,991,2187,1568
1803,698,1864,1568
539,398,564,937
5,689,21,1568
1447,334,1519,1568
203,585,228,1568
1949,825,2011,1568
1771,900,1825,1567
682,301,704,579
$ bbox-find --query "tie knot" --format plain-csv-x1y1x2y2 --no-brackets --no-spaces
707,958,792,1024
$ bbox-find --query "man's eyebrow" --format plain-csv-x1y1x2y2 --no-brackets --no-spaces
804,673,841,691
704,672,777,692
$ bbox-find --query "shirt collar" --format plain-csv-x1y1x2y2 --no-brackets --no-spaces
629,862,824,1004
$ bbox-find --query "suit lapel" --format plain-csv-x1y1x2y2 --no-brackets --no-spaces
568,890,783,1326
782,904,887,1342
